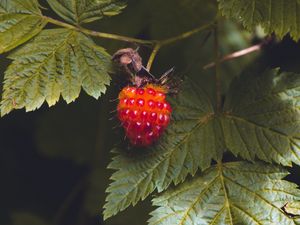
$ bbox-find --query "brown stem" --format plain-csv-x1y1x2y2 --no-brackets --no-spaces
203,43,262,69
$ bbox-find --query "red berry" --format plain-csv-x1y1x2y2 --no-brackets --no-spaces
117,84,172,147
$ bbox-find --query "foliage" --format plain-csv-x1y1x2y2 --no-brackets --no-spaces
0,0,120,115
149,162,300,225
1,0,300,225
0,0,47,53
1,28,111,115
218,0,300,40
104,68,300,219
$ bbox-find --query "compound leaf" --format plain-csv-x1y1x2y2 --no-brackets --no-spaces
47,0,126,25
1,28,111,116
218,0,300,40
149,162,300,225
104,68,300,219
0,0,47,53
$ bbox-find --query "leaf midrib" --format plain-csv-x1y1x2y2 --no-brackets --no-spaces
218,163,234,225
224,174,295,223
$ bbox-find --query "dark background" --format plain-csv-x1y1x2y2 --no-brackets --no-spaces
1,1,300,225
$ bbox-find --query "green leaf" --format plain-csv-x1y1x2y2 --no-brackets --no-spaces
47,0,126,25
223,68,300,166
149,162,300,225
1,28,111,116
104,69,300,219
218,0,300,40
0,0,47,53
11,212,49,225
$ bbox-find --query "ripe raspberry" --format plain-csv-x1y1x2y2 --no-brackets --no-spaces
117,84,172,147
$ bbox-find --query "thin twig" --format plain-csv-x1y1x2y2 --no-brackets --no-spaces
203,43,262,69
146,43,161,71
44,16,154,45
214,23,222,112
160,21,216,46
145,21,215,72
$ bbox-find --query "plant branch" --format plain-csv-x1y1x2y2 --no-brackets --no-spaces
214,23,222,112
44,16,215,49
160,21,215,46
146,43,161,71
203,43,262,69
145,22,215,70
44,16,154,45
